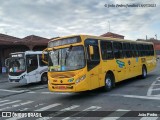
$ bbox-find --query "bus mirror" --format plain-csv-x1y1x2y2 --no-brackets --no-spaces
89,45,94,55
5,58,10,67
42,48,48,64
29,59,32,65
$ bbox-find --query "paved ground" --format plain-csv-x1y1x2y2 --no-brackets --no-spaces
0,61,160,120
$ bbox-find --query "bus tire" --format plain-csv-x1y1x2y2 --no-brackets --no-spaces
41,73,48,84
141,65,147,79
103,73,115,91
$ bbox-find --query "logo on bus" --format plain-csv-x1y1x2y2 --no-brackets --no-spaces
116,60,125,68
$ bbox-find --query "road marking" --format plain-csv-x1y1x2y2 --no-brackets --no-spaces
140,117,158,120
101,109,130,120
152,84,160,85
0,99,10,103
62,106,101,120
147,80,157,96
41,92,71,95
6,103,61,120
111,94,160,100
0,100,21,107
41,92,55,94
36,105,80,120
156,77,160,80
0,89,28,93
27,91,36,93
0,101,33,111
152,88,160,91
35,103,61,111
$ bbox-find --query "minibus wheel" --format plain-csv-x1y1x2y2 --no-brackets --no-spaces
41,73,48,84
141,65,147,79
103,73,115,91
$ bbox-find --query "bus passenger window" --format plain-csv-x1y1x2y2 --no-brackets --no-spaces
101,41,114,60
123,43,132,58
113,42,123,59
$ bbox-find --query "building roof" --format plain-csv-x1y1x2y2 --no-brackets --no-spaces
21,35,50,45
100,32,124,37
0,33,21,45
0,34,52,46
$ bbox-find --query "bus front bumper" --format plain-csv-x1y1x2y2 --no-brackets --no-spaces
48,81,89,92
9,78,27,84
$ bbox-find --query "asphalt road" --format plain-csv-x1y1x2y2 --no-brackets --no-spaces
0,61,160,120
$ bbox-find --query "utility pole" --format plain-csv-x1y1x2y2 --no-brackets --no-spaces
146,35,147,40
155,34,157,40
108,21,110,32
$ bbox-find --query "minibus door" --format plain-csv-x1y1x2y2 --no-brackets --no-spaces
26,55,39,83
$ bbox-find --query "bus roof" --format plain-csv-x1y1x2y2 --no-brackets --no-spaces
10,51,45,55
49,34,153,45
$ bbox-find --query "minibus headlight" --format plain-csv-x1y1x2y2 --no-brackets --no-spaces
76,75,86,84
20,75,25,79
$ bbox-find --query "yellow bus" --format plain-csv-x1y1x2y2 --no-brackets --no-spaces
42,35,157,92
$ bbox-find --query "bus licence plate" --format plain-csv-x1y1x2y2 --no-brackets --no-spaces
58,86,66,89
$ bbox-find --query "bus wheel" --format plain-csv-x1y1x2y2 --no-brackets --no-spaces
141,66,147,79
41,73,48,84
103,73,114,91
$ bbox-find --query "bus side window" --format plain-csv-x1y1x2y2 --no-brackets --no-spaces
113,42,123,59
100,41,114,60
149,45,154,55
131,44,138,57
123,43,132,58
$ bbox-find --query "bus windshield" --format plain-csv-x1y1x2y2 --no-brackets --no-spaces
9,58,26,73
48,46,85,71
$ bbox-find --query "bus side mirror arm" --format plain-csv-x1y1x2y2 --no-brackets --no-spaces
5,58,10,68
42,48,48,64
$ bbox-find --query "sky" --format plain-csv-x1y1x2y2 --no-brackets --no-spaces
0,0,160,40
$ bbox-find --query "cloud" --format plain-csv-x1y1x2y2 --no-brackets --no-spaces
0,0,159,40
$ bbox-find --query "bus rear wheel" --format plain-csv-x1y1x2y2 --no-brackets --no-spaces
103,73,114,91
41,73,48,84
141,66,147,79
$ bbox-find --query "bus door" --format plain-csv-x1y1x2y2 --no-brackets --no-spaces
85,39,100,90
26,54,39,83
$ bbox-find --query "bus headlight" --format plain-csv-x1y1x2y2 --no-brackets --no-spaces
20,75,26,79
76,75,86,84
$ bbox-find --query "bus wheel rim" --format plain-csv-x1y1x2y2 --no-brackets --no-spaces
42,76,47,82
143,69,146,77
106,78,111,88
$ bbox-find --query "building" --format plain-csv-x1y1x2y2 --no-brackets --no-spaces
100,32,125,39
0,33,55,73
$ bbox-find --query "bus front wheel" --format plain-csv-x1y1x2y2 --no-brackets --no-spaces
103,73,115,91
41,73,48,84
